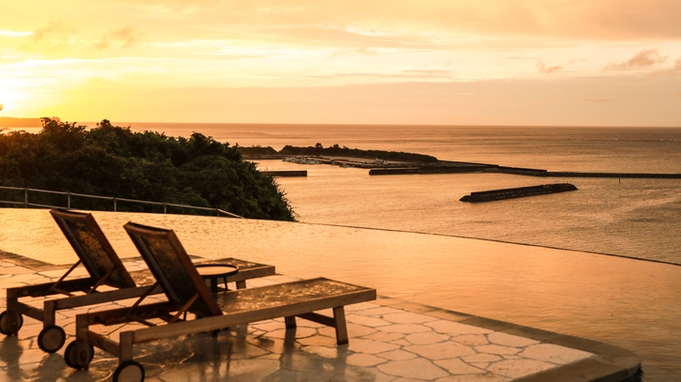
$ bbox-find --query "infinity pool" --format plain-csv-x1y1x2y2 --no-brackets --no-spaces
1,209,679,381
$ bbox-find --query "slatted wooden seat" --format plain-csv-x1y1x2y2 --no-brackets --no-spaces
64,222,376,382
0,209,274,354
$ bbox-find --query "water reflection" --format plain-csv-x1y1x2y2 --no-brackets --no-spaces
1,209,680,381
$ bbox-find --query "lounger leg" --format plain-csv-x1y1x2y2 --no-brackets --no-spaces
120,332,134,362
70,314,94,370
285,316,296,329
333,307,349,345
76,314,88,342
43,300,57,326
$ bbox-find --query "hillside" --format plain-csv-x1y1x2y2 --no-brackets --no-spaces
0,118,294,221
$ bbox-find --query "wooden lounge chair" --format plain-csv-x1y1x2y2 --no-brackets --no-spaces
0,209,274,353
64,222,376,382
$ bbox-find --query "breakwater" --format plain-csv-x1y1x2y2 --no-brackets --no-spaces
247,147,681,179
261,170,307,177
460,183,578,202
369,162,681,179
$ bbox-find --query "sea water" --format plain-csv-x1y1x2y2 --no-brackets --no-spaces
6,123,681,380
124,123,681,381
133,123,681,265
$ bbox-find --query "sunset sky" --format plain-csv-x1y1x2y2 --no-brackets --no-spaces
1,0,680,126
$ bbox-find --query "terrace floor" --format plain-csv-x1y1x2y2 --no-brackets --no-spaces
1,252,640,382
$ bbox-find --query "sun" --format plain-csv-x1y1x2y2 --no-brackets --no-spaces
0,88,10,113
0,85,27,114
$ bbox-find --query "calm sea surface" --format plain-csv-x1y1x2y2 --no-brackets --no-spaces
134,123,681,265
128,123,681,381
4,123,681,380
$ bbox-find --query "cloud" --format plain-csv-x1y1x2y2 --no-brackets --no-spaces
0,30,32,37
251,24,436,50
670,58,681,73
31,21,76,43
537,62,562,74
306,70,452,80
606,49,666,71
210,1,681,37
328,47,379,60
96,27,137,49
66,0,681,47
654,57,681,77
20,21,80,55
18,21,140,58
401,69,451,76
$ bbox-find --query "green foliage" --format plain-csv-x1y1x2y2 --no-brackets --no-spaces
0,118,294,221
238,145,279,158
278,144,439,163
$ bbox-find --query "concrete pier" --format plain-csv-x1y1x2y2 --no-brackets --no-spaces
460,184,578,202
261,170,308,177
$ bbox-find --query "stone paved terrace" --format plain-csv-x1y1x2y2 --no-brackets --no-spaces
0,253,640,382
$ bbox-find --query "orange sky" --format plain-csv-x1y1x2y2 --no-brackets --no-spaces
1,0,680,126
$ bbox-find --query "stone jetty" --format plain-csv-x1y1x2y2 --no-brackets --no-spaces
460,183,578,202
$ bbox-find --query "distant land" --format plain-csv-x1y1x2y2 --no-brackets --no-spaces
0,117,42,128
240,144,681,179
239,144,439,163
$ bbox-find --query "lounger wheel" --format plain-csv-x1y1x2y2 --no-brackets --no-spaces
64,340,94,370
38,325,66,353
113,360,145,382
0,310,23,336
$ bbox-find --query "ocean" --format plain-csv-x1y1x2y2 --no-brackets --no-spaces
133,123,681,265
125,123,681,381
4,123,681,380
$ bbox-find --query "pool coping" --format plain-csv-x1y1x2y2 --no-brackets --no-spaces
373,296,641,382
1,250,642,381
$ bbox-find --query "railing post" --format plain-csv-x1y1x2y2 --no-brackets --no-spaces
113,197,117,212
24,188,28,208
67,192,71,209
163,203,167,214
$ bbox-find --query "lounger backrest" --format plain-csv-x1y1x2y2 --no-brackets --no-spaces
50,209,136,289
123,221,223,318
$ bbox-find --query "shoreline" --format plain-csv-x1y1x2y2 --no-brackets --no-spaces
242,146,681,179
254,153,681,179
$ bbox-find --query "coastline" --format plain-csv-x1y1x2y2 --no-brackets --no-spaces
242,145,681,179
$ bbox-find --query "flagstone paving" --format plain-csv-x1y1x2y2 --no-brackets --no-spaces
0,252,640,381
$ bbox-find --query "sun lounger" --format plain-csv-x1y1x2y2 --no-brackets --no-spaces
64,222,376,381
0,209,274,353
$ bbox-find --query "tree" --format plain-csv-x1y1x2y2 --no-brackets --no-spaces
0,118,295,221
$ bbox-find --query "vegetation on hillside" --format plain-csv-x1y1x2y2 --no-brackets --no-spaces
238,145,279,157
0,118,295,221
240,143,439,163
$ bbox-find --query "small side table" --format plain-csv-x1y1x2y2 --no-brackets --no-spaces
196,264,239,293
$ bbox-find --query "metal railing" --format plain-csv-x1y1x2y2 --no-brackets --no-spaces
0,186,243,218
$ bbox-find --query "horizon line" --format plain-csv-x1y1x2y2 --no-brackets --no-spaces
1,116,680,129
